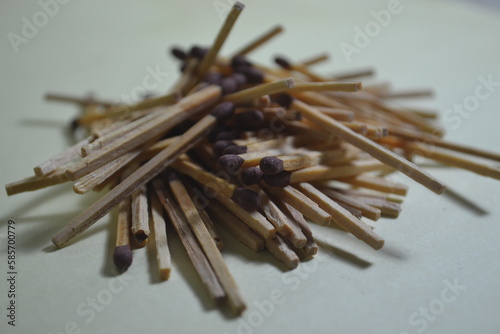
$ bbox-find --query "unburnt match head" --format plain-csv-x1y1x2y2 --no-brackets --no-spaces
170,47,187,61
204,72,223,84
230,54,253,68
231,187,261,212
234,66,264,84
260,156,284,175
189,45,208,59
213,140,236,157
222,145,248,155
218,77,238,95
241,167,264,185
274,55,292,69
113,245,133,271
272,93,294,109
231,73,248,89
216,154,244,173
211,101,235,122
263,170,291,187
235,109,265,128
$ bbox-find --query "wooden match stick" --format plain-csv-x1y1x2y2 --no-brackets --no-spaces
265,235,300,269
299,53,330,67
51,100,230,248
296,182,384,250
45,93,113,107
337,175,409,196
289,81,362,93
223,77,295,104
231,25,284,57
168,172,246,314
152,179,225,301
112,195,133,271
196,2,245,81
318,187,381,221
6,169,69,196
149,190,171,280
131,183,150,247
332,68,375,81
290,99,447,194
206,200,264,253
376,89,434,100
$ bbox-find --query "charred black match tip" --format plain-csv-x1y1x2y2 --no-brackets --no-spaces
260,156,284,175
263,171,291,187
231,188,261,212
134,231,148,242
216,154,244,173
235,109,265,128
274,56,292,69
213,140,236,157
241,167,264,185
272,93,294,109
170,47,187,61
211,101,235,122
113,245,133,271
222,145,247,156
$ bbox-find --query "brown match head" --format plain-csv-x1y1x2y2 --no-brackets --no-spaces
235,109,265,128
211,101,235,122
222,145,247,156
189,45,208,59
216,154,244,174
234,66,264,84
218,77,238,95
272,93,294,109
260,156,284,175
203,72,223,84
170,47,187,61
230,54,252,69
241,167,263,185
213,140,236,157
231,188,261,212
231,73,247,89
263,171,291,187
214,129,238,141
274,56,292,69
113,245,133,271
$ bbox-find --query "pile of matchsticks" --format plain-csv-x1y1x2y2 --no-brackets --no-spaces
5,2,500,314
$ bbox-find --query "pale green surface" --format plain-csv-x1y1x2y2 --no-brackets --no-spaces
0,1,499,334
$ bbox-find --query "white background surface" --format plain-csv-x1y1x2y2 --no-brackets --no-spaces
1,1,499,333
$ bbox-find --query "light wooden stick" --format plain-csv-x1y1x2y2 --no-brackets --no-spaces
299,53,330,67
296,182,384,250
206,200,264,252
66,85,221,180
265,235,300,269
149,190,171,280
6,169,69,196
332,68,375,81
289,81,362,93
224,77,295,104
51,103,222,248
291,99,447,194
168,172,246,314
376,89,434,100
112,195,133,271
314,106,354,122
196,2,245,81
264,185,331,226
152,179,225,301
45,93,113,107
278,200,318,257
318,187,381,221
131,184,150,247
231,25,284,57
338,175,409,196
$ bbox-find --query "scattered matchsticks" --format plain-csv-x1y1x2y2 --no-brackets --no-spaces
5,2,500,315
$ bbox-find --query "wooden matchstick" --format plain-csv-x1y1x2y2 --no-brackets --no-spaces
231,25,284,57
331,68,375,81
296,182,384,250
152,179,225,301
168,172,246,314
318,187,381,221
6,169,69,196
45,93,113,107
290,98,447,194
337,175,409,196
51,100,230,248
206,200,264,253
131,183,150,247
265,235,300,269
196,2,245,81
289,81,362,93
149,190,172,280
299,53,330,67
223,77,295,104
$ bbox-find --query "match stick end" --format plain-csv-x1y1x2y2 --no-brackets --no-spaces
234,1,245,11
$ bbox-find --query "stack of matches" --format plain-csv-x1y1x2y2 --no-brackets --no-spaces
5,2,500,314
